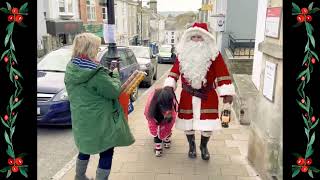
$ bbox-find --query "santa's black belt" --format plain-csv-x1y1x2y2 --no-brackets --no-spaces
182,83,213,100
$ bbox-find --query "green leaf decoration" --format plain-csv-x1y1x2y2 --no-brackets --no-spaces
12,68,23,80
292,153,302,158
6,22,14,33
0,167,10,173
1,49,10,60
18,153,28,158
308,169,314,178
12,99,23,111
306,148,314,159
4,131,12,146
305,127,310,140
11,52,17,63
309,35,315,48
306,96,311,111
310,50,319,61
308,2,314,11
296,68,309,80
304,41,309,53
6,146,15,158
292,166,301,178
310,7,320,14
292,2,301,13
6,2,12,11
10,126,15,139
9,95,14,112
5,33,10,47
19,2,29,13
11,113,18,126
297,100,309,113
311,119,319,129
10,39,15,51
308,132,315,147
297,82,304,98
293,22,303,28
1,117,10,128
0,7,10,13
19,167,28,178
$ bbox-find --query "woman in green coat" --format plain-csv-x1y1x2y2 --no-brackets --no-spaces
64,33,135,180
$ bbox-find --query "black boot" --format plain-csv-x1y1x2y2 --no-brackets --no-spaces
186,134,197,158
200,135,210,160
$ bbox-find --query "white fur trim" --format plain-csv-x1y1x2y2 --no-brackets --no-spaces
163,77,177,90
175,118,222,131
177,27,219,61
216,83,236,96
175,96,221,131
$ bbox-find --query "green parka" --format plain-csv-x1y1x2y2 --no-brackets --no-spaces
64,60,135,154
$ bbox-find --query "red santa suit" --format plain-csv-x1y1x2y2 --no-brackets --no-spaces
164,23,235,131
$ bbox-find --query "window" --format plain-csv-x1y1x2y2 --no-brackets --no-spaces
171,32,174,35
102,7,107,20
59,0,73,13
87,0,96,21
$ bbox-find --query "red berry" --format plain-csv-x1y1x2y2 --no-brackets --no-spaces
306,15,312,22
297,15,305,23
301,76,305,81
11,166,19,173
8,15,14,22
304,63,308,66
305,113,308,117
311,58,316,64
12,61,15,65
11,8,19,14
4,56,9,63
306,158,312,165
301,8,309,14
14,75,18,80
12,112,15,116
301,166,309,173
15,98,18,102
4,115,9,121
311,116,316,123
15,15,23,24
297,157,305,166
301,99,305,104
8,158,14,165
15,158,23,166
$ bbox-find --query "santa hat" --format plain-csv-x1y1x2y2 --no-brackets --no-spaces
176,22,219,60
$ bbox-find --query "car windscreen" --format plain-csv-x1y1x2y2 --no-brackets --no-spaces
37,49,72,72
130,47,150,59
159,46,171,53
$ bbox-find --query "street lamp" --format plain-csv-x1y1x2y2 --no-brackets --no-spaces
99,0,120,70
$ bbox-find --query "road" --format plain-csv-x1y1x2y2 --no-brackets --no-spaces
37,63,172,180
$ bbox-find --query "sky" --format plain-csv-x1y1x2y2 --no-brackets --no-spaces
141,0,202,12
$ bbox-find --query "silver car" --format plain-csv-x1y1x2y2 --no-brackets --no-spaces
129,46,158,87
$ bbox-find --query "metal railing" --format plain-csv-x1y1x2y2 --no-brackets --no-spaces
228,34,255,58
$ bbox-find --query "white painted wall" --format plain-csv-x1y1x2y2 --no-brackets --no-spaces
46,0,80,20
37,0,47,49
252,0,268,90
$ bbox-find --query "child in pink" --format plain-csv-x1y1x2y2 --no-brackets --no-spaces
144,87,178,156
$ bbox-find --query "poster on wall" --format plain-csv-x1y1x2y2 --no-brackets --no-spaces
263,61,277,101
265,7,282,38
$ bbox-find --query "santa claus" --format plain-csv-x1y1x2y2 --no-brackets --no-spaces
164,22,235,160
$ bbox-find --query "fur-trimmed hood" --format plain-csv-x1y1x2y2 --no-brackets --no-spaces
176,23,219,61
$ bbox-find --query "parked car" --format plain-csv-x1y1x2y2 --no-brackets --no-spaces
158,45,175,63
37,45,140,125
129,46,157,87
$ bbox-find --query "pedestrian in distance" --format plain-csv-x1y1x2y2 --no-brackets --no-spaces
144,86,178,157
163,22,235,160
64,32,135,180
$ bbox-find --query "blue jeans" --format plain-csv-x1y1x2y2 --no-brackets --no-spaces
78,148,114,170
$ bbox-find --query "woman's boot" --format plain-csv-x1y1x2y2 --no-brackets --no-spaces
96,168,110,180
75,159,92,180
186,134,197,158
200,135,210,160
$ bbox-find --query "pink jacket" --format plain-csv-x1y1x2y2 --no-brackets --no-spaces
144,89,177,140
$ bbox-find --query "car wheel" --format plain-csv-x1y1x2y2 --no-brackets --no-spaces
153,69,157,80
130,87,139,102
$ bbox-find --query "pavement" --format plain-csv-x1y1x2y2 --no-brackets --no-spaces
60,70,262,180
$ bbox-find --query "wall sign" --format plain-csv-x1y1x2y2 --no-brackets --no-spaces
263,61,277,102
265,7,282,38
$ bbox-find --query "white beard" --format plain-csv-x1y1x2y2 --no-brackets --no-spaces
178,41,213,89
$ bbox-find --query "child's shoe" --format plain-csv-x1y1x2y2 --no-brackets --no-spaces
154,143,163,157
163,137,171,149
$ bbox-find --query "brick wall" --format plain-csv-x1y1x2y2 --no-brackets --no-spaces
79,0,103,24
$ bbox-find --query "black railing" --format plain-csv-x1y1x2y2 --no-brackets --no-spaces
228,34,255,58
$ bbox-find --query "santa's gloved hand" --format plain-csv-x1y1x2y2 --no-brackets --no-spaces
222,95,233,104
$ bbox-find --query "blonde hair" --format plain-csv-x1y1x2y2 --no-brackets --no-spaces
72,33,101,60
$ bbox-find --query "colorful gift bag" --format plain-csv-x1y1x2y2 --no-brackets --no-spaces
119,92,129,120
